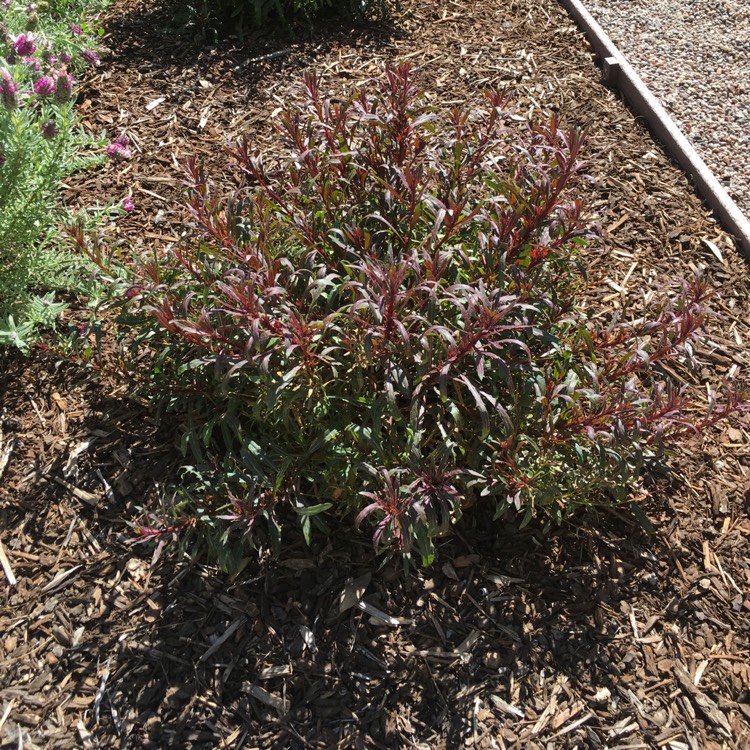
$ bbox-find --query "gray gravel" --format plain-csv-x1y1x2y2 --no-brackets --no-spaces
582,0,750,220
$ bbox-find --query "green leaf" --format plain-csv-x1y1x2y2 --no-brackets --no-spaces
629,502,656,535
518,502,534,529
295,502,333,517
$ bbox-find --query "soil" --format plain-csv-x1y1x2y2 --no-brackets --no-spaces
2,0,750,748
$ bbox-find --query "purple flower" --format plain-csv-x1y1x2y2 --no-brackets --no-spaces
11,33,36,57
108,133,132,160
23,56,40,72
34,76,54,97
106,142,132,161
69,25,83,36
80,49,100,67
40,119,58,140
123,197,135,212
0,68,19,111
58,52,71,64
53,69,74,104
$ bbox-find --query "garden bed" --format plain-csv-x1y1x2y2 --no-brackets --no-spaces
1,0,749,748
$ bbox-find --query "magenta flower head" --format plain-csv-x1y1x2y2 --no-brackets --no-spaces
58,52,71,64
106,141,132,161
53,69,74,104
11,33,36,57
33,75,54,97
123,197,135,212
40,119,58,141
80,49,100,67
69,24,83,36
0,68,19,111
107,132,132,160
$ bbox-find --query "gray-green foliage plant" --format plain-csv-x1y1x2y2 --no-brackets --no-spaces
0,0,107,349
71,65,746,569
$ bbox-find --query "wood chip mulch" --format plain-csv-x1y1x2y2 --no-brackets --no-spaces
1,0,750,748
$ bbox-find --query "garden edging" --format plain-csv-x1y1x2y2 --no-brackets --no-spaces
558,0,750,258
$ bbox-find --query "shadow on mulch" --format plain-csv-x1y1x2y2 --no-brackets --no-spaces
100,0,403,79
71,504,682,749
1,344,683,750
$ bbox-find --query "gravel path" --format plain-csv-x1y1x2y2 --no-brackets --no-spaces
582,0,750,221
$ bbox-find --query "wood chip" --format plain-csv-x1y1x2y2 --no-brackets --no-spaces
0,429,14,479
0,539,16,587
701,238,724,264
41,565,82,593
145,97,166,111
198,617,245,663
549,711,594,739
357,600,410,627
339,573,371,614
673,661,733,738
490,695,525,718
0,699,13,733
242,683,286,715
455,629,480,655
52,476,100,505
258,665,292,680
77,719,95,749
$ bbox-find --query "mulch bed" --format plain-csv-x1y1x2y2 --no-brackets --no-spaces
2,0,750,748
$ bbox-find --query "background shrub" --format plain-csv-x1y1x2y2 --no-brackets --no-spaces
180,0,392,37
72,64,745,567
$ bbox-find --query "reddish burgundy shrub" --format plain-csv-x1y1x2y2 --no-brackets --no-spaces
71,64,744,568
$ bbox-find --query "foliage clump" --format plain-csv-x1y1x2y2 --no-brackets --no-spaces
72,64,743,566
0,0,108,349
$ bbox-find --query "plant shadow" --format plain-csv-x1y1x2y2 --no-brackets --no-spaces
100,0,403,79
0,344,717,748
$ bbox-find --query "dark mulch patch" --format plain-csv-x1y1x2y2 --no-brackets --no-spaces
2,0,750,748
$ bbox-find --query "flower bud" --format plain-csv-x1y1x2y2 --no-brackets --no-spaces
41,119,58,140
33,75,54,97
53,69,74,104
0,68,19,111
81,49,100,67
11,33,36,57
